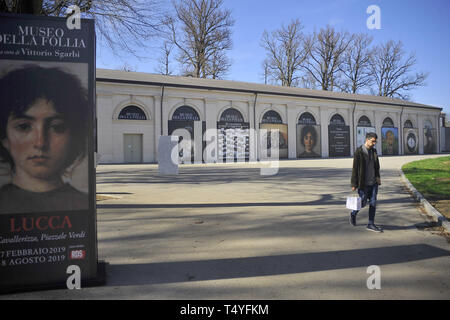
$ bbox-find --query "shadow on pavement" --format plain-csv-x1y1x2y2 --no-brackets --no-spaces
105,244,449,286
97,197,413,210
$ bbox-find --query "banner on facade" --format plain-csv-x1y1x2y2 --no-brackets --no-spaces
297,125,321,158
260,123,288,159
0,14,99,292
328,125,350,157
168,120,205,163
356,127,376,149
404,128,419,155
423,128,437,154
381,127,399,155
445,128,450,152
217,122,250,162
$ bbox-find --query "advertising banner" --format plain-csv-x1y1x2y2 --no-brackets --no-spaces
404,128,419,155
381,127,399,155
297,125,321,158
328,125,350,157
423,128,437,154
217,122,250,162
0,14,98,292
356,127,376,149
446,128,450,152
168,120,206,163
259,124,288,159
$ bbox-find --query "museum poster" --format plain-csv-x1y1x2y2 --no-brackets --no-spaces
168,120,206,163
0,14,98,291
297,124,321,158
404,128,419,155
381,127,399,155
259,123,288,159
356,127,376,149
217,122,250,162
423,128,437,154
328,125,350,157
445,128,450,152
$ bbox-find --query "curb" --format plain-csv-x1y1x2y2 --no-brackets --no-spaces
400,169,450,232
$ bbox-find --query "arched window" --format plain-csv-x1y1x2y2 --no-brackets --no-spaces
382,117,394,127
172,106,200,121
298,112,317,125
330,114,345,126
358,116,372,127
262,110,283,124
220,108,244,123
404,120,414,128
118,106,147,120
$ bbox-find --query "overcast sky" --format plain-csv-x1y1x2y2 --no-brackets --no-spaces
97,0,450,116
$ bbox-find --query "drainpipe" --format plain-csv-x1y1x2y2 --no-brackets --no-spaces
437,112,442,153
400,103,405,155
160,85,165,135
253,92,258,161
352,98,357,154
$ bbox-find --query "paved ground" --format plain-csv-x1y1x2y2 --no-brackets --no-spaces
1,154,449,299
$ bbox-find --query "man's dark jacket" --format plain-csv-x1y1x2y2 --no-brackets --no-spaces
351,146,380,190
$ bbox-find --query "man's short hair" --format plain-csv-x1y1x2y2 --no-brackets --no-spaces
366,132,378,140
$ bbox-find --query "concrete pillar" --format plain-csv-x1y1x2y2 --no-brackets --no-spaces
320,108,329,158
248,100,257,162
287,104,298,159
96,94,114,163
418,116,424,154
205,98,218,163
154,95,161,161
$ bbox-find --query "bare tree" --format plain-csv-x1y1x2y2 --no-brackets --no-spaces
117,62,137,72
166,0,234,79
300,73,318,90
205,49,231,79
261,59,270,85
338,33,374,94
370,40,428,100
303,25,353,91
261,19,310,87
155,41,174,75
1,0,165,55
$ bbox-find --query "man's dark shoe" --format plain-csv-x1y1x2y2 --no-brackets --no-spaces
350,213,356,226
366,224,383,233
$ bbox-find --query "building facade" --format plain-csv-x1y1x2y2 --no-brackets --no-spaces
96,69,443,164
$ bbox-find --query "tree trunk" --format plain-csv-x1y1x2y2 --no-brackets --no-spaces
14,0,43,14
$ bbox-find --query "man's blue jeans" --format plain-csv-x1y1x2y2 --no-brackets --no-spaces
351,183,378,224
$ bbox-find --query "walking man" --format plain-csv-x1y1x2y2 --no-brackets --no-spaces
350,132,383,232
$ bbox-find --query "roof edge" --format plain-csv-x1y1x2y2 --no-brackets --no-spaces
95,69,442,111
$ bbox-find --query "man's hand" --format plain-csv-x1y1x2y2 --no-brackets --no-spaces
377,177,381,186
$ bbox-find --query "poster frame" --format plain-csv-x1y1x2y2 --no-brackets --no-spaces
0,13,105,293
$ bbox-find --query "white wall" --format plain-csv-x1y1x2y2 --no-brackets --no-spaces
96,80,442,164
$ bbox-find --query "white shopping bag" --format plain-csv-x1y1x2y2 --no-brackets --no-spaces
346,194,362,211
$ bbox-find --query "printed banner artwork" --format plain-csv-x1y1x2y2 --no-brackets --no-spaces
0,14,98,292
328,125,350,157
381,127,399,155
217,122,250,162
297,125,321,158
445,128,450,152
423,128,437,154
404,128,419,155
168,120,206,163
118,106,147,120
259,124,288,159
356,127,376,149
